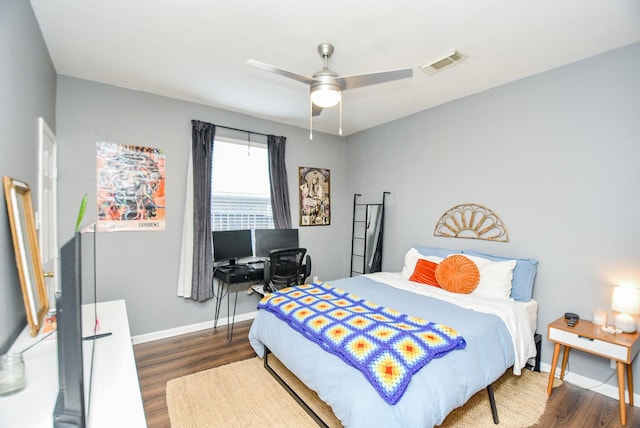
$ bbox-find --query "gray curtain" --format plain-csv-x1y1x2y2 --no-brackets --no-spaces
190,120,215,301
267,135,292,229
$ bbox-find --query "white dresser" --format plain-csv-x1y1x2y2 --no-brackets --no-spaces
0,300,147,427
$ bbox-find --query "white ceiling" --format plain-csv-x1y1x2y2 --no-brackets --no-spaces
30,0,640,136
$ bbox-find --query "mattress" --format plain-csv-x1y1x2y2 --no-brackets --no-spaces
520,298,538,336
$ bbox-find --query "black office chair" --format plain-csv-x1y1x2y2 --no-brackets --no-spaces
263,248,311,293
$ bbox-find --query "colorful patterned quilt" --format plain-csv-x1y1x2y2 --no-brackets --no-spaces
257,282,466,404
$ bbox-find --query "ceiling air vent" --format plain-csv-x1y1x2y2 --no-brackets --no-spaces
420,50,466,75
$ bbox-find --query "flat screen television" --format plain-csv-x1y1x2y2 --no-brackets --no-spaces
212,229,253,264
53,232,86,427
254,228,299,257
53,228,97,428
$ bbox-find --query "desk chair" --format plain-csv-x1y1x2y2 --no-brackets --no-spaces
264,248,311,293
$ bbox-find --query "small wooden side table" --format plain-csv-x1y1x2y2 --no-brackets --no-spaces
547,317,640,426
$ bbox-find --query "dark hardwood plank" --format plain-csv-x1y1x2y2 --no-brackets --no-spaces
531,380,637,428
134,320,638,428
134,321,255,428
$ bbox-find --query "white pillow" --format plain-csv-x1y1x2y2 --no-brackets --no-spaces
460,254,516,300
400,248,443,279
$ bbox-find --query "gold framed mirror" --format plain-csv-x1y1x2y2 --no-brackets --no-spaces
3,176,49,337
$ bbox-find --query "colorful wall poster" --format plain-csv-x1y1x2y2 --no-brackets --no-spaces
96,142,166,231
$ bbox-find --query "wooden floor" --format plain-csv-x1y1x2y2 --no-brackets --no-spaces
134,320,638,428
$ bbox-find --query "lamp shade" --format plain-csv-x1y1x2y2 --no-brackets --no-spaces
310,83,341,108
611,286,640,315
611,286,640,333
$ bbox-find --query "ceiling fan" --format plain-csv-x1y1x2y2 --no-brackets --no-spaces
246,43,413,138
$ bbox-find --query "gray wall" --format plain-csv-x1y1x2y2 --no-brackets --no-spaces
4,0,640,396
55,76,348,336
346,42,640,391
0,0,56,352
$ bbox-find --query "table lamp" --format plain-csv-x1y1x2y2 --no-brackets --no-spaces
611,286,640,333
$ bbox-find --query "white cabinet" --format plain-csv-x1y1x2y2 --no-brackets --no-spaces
0,300,146,427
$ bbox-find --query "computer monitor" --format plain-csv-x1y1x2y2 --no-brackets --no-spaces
212,229,253,264
254,228,299,258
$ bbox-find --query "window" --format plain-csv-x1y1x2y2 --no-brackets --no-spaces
211,138,273,231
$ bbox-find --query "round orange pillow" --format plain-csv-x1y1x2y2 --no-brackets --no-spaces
435,255,480,294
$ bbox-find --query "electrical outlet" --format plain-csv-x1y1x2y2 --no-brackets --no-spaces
611,359,617,369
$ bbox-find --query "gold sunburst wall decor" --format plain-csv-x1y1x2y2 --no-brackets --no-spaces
434,203,509,242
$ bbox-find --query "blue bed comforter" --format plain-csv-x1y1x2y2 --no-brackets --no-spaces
256,283,467,404
249,275,522,427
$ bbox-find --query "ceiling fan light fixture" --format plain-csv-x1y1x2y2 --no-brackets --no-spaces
248,42,412,138
310,83,341,108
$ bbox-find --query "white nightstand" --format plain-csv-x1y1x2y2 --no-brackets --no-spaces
547,316,640,426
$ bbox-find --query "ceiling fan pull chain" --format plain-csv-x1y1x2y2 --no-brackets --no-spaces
309,99,314,140
247,132,251,156
339,97,343,136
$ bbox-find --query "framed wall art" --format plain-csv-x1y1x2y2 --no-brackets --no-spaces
96,142,166,231
299,166,330,226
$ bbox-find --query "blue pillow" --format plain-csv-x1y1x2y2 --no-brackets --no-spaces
413,245,461,259
461,250,538,301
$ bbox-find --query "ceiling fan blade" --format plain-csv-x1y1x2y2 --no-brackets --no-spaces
312,104,324,117
337,68,413,90
246,59,316,85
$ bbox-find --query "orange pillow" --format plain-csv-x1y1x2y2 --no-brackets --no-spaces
435,255,480,294
409,259,440,287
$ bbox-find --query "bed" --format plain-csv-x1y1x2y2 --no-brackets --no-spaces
248,246,539,427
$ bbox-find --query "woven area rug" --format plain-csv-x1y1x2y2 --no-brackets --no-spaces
438,369,562,428
166,357,560,428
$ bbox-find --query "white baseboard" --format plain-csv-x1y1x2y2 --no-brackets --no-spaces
131,311,258,345
541,362,640,408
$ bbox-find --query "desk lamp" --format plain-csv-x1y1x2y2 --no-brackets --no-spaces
611,286,640,333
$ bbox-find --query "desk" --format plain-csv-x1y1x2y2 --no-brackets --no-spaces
547,317,640,426
0,300,146,428
213,260,310,340
213,263,265,341
214,262,264,285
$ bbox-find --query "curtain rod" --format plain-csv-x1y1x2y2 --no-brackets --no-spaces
215,124,274,139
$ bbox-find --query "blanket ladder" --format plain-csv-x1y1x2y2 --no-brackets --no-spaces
350,192,390,277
